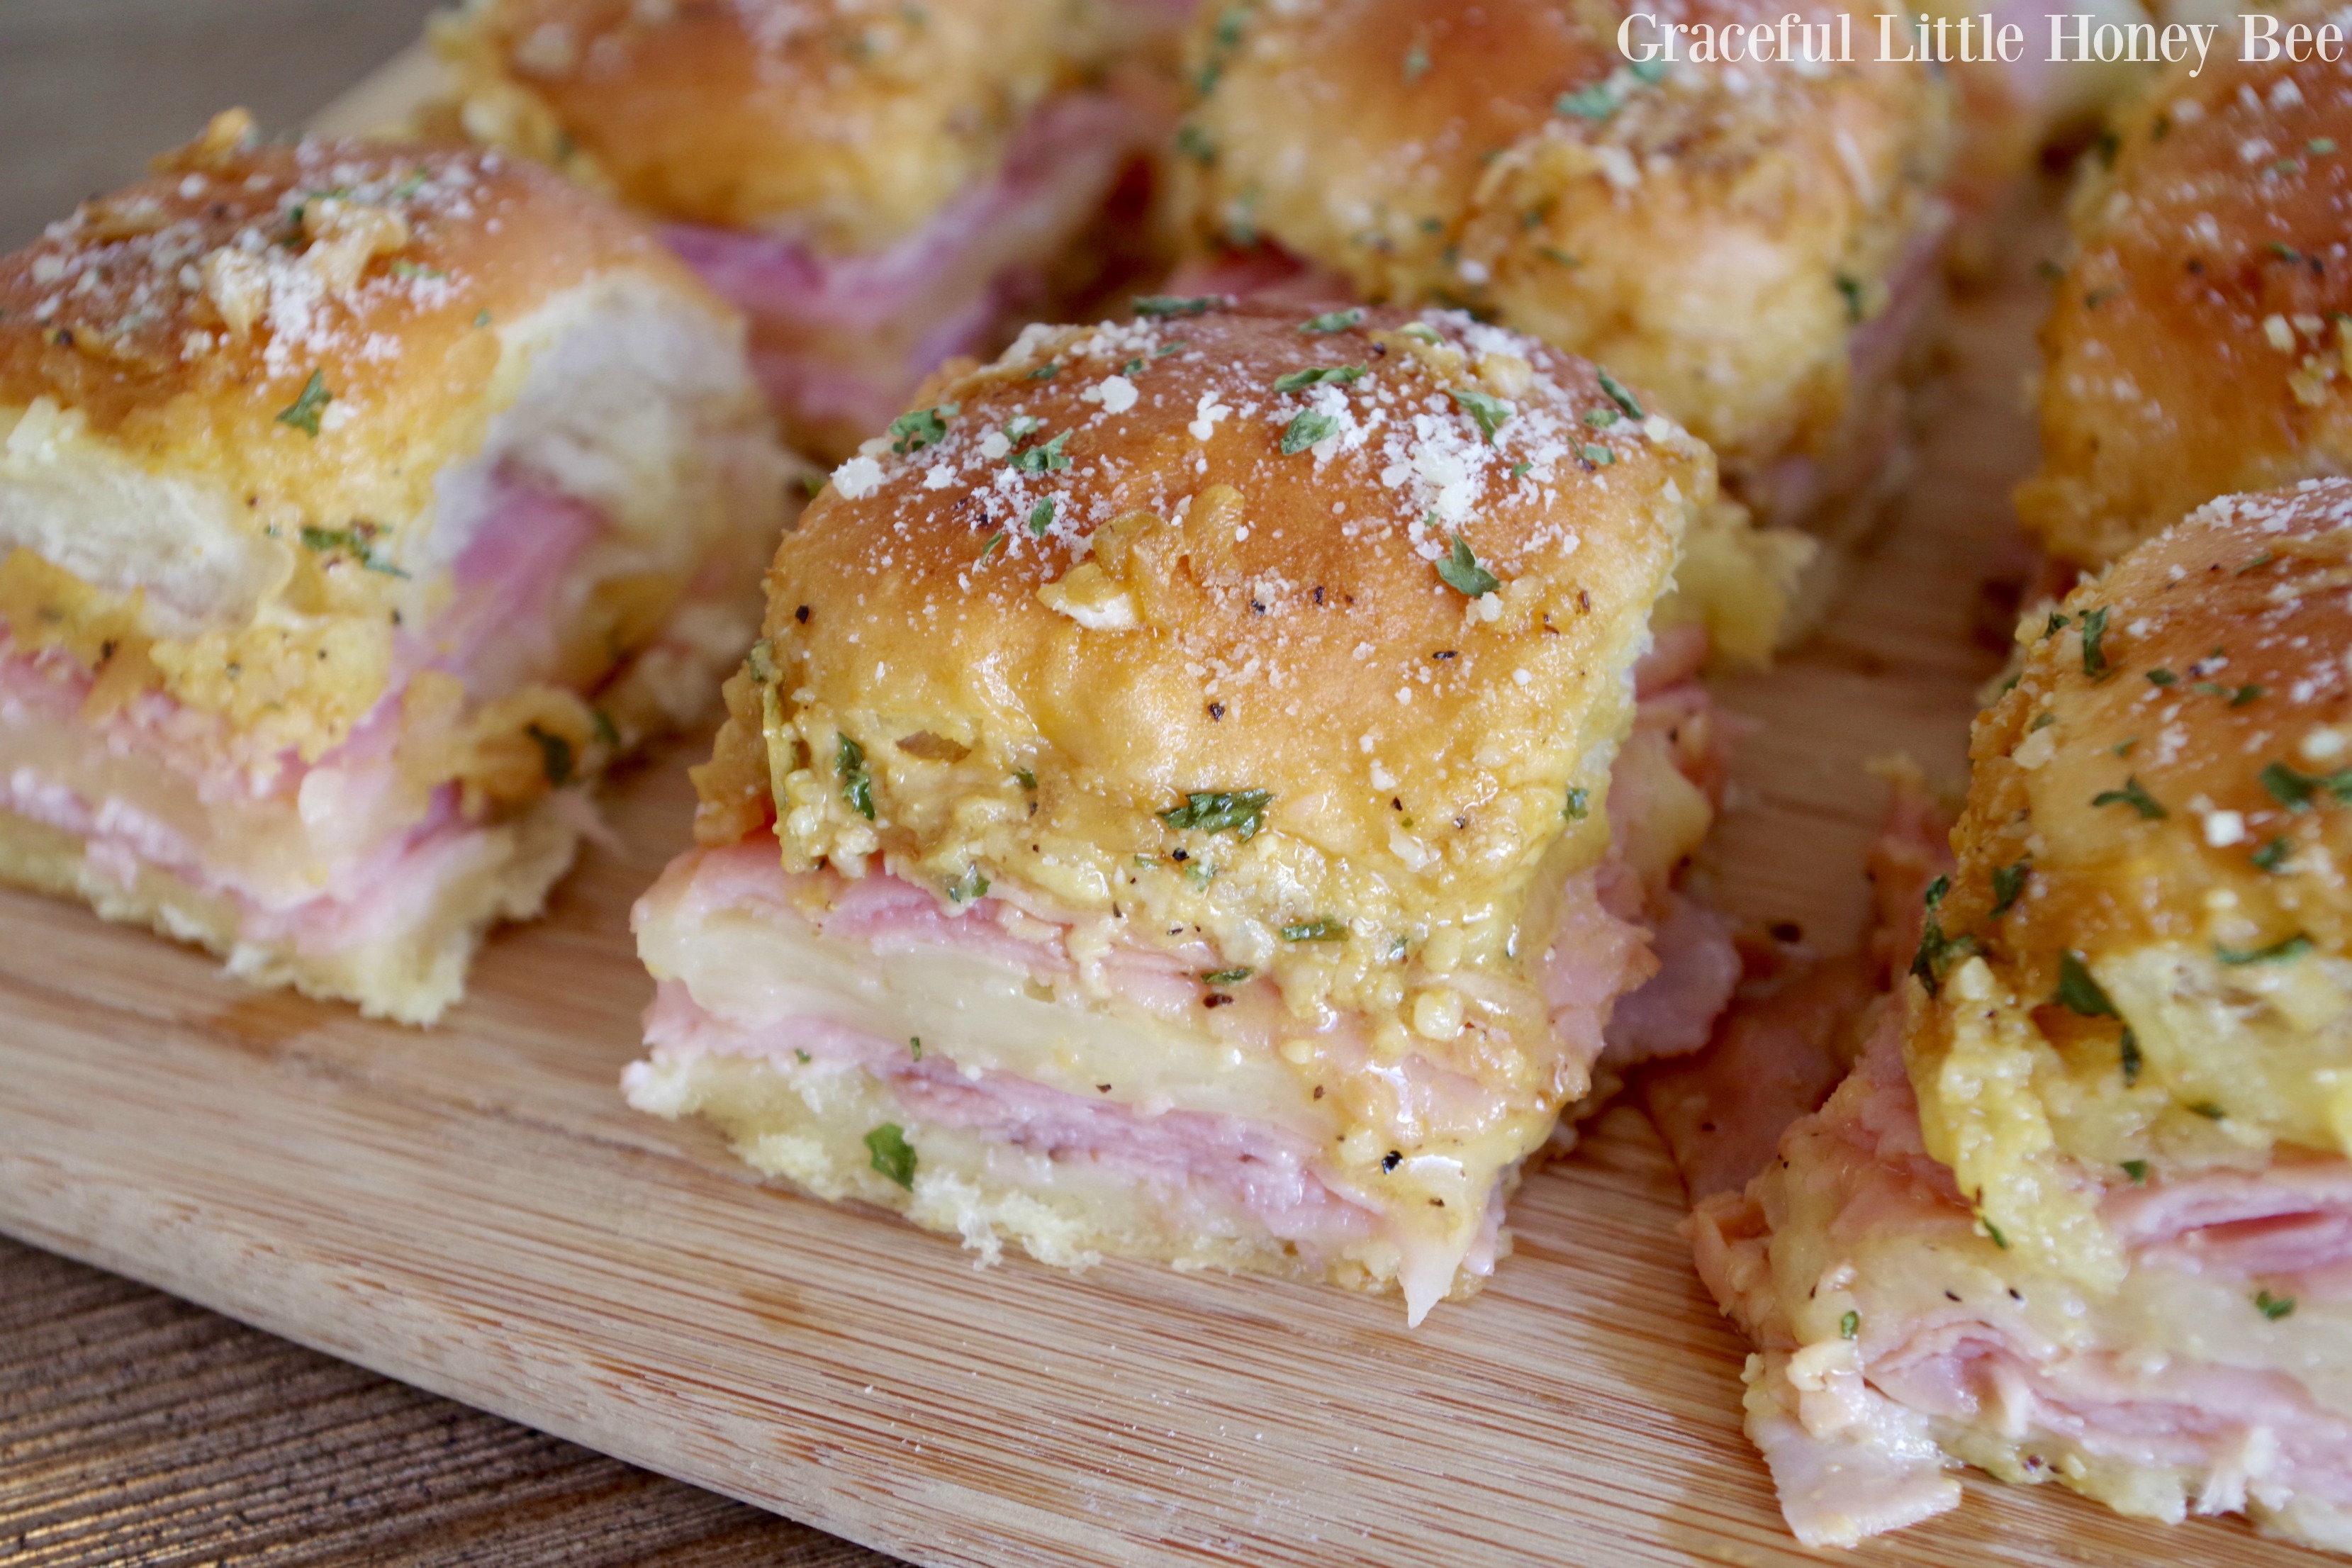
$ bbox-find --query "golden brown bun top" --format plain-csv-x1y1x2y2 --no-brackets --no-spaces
1908,483,2352,1267
1938,480,2352,985
432,0,1122,249
2020,43,2352,568
1176,0,1952,478
699,300,1735,1026
0,111,717,536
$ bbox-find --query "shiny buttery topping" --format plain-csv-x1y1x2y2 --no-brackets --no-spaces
1909,479,2352,1284
433,0,1112,246
2020,45,2352,566
695,300,1732,1052
1175,0,1953,477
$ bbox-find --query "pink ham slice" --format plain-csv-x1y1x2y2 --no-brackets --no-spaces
0,471,616,948
661,93,1157,442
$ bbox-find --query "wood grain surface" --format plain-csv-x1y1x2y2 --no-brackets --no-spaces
0,89,2339,1561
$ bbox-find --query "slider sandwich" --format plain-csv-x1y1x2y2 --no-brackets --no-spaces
432,0,1185,462
1696,479,2352,1548
629,300,1801,1320
2020,30,2352,570
0,112,789,1021
1171,0,1954,548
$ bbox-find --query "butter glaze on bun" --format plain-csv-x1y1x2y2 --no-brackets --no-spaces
1918,478,2352,1279
432,0,1118,249
695,299,1800,1027
2020,45,2352,568
1176,0,1954,519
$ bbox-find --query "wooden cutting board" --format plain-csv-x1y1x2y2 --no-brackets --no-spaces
0,62,2334,1568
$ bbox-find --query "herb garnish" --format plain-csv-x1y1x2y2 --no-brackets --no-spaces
1838,1310,1859,1340
526,724,573,788
1564,786,1590,821
2092,776,2166,819
1448,387,1513,443
2262,760,2352,810
275,370,332,437
1579,443,1614,466
1202,967,1253,986
1009,431,1070,473
2216,933,2312,965
2258,1290,2297,1321
2120,1027,2141,1085
864,1124,917,1189
888,403,956,454
1300,308,1365,333
2146,668,2176,687
837,734,875,820
1027,498,1055,536
1596,366,1644,420
2055,951,2117,1017
1273,365,1365,393
1281,918,1346,942
1835,274,1865,325
1990,861,2028,917
1134,295,1221,318
2078,605,2111,677
1280,410,1340,453
1437,534,1499,598
2252,836,2293,872
948,865,990,904
1159,789,1273,839
2122,1159,2149,1184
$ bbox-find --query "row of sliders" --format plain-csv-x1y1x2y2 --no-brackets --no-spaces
1691,21,2352,1555
0,0,2319,1554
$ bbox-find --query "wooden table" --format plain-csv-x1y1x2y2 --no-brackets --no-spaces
0,5,894,1562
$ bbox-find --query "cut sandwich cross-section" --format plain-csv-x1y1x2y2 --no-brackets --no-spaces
629,298,1804,1320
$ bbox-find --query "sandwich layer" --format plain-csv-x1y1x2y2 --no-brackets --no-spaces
2020,32,2352,568
1693,479,2352,1547
1172,0,1955,534
0,119,793,1018
639,301,1799,1315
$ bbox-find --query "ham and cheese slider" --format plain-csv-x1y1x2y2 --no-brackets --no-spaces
2020,35,2352,569
1696,480,2352,1549
1170,0,1954,545
0,112,790,1022
431,0,1182,462
627,300,1799,1321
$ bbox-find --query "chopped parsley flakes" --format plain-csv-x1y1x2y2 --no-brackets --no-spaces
1437,534,1499,598
1563,785,1590,821
1273,364,1365,393
1990,861,2029,917
274,370,332,437
1838,1309,1859,1340
1596,366,1644,420
836,733,875,820
2262,760,2352,810
1202,967,1253,987
2055,950,2118,1017
2122,1159,2149,1184
1134,294,1221,318
1449,387,1514,443
864,1124,917,1189
947,865,990,905
1299,308,1364,333
2216,933,2312,965
1281,917,1347,942
1008,430,1070,473
2079,605,2112,678
2091,775,2166,819
1159,789,1273,840
1028,497,1055,536
1280,410,1341,453
888,403,956,454
525,724,573,788
2258,1289,2297,1321
2252,836,2294,873
2120,1027,2141,1085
